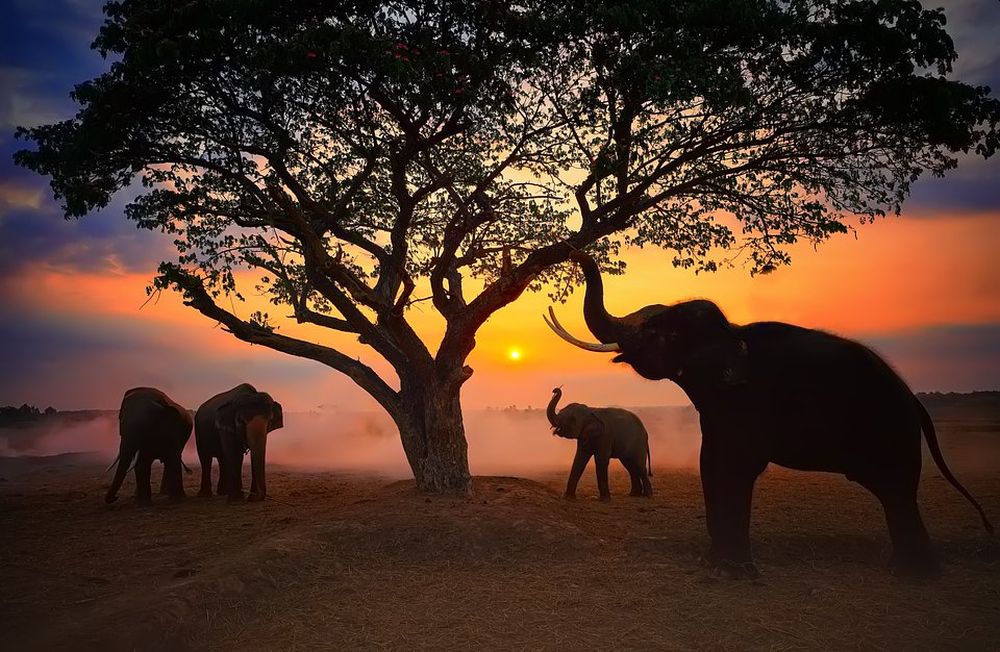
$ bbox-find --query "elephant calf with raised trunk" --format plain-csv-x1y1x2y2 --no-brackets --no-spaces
195,384,283,503
106,387,192,506
545,251,993,577
548,387,653,501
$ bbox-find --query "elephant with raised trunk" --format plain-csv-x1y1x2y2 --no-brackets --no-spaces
544,251,993,577
195,384,283,503
106,387,192,505
548,388,652,501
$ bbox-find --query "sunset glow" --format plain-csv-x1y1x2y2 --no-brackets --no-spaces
0,1,997,418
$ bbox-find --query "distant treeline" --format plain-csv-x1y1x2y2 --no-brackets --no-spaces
916,391,1000,406
914,391,1000,420
0,404,57,424
0,406,113,429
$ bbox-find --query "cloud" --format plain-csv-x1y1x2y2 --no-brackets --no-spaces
0,179,44,212
907,158,1000,214
879,1,1000,217
0,68,69,131
1,1,106,68
865,322,1000,392
0,305,358,412
0,200,175,276
935,0,1000,90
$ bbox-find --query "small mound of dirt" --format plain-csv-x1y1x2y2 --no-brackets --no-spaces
325,476,597,564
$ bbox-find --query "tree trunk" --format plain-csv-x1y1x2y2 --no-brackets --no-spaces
394,377,472,494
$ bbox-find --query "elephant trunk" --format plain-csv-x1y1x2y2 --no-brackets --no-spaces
574,252,628,344
546,389,563,428
105,440,136,504
246,416,269,500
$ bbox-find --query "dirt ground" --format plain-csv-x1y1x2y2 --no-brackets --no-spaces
1,422,999,650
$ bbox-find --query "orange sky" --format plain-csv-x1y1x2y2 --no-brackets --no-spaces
3,209,998,411
1,0,998,416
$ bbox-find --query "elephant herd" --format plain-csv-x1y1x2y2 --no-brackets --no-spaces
540,251,994,577
105,383,283,506
103,251,993,577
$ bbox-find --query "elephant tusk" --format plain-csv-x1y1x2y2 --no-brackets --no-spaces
543,307,621,352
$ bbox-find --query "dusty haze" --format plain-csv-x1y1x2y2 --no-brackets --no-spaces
0,406,704,477
4,393,998,478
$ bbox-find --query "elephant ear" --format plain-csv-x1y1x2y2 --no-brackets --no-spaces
231,392,276,427
268,400,284,432
584,410,606,440
213,398,240,434
683,333,750,386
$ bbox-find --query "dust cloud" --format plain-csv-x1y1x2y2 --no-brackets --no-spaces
234,406,704,476
0,413,119,459
4,399,996,478
0,406,705,477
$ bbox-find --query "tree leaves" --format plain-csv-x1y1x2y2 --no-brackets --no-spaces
14,0,1000,375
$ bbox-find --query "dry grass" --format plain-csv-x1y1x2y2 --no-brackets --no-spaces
1,444,999,651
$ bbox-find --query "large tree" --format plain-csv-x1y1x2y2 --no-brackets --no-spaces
16,0,999,491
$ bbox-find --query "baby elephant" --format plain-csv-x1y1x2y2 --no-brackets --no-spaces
547,387,652,500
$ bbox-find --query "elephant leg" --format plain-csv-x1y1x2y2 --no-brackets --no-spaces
158,464,170,495
700,437,763,577
216,457,229,495
595,455,611,501
700,439,721,545
640,466,653,498
134,451,154,506
198,449,214,497
859,473,938,576
565,445,592,499
624,460,644,497
713,473,757,561
163,458,186,503
227,462,245,503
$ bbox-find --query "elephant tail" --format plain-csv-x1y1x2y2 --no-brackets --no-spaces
917,397,993,535
105,442,138,504
647,445,653,477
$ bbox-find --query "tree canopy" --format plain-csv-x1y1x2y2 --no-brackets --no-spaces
16,0,1000,490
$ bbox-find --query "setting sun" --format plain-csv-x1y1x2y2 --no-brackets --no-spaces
507,347,523,362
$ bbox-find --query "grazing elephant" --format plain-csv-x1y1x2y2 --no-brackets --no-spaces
195,384,283,503
544,251,993,577
547,387,652,500
106,387,192,505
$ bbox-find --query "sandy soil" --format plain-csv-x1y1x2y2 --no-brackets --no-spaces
1,423,999,650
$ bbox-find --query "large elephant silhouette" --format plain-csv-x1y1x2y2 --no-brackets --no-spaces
544,251,992,577
195,384,283,503
106,387,192,505
547,387,652,500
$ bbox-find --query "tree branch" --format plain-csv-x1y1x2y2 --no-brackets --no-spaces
161,265,400,415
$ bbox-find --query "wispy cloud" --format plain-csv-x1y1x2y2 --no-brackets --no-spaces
0,179,44,213
0,198,174,275
935,0,1000,89
0,67,70,131
866,322,1000,392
